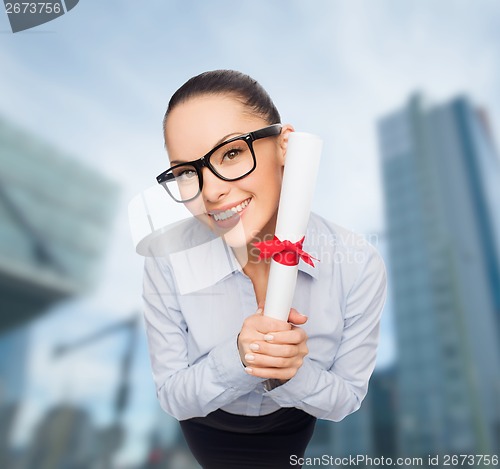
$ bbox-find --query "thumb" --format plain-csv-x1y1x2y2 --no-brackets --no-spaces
288,308,308,325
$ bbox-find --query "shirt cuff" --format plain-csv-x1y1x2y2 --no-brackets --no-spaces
209,335,265,391
264,356,318,405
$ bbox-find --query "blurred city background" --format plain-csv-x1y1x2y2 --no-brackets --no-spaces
1,1,499,468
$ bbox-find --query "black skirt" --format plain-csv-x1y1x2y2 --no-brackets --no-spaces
179,407,317,469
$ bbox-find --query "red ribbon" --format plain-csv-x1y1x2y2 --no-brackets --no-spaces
252,236,318,267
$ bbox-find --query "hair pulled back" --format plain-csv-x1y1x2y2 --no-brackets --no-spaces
163,70,281,129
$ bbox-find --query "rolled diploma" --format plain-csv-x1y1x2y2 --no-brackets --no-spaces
264,132,323,321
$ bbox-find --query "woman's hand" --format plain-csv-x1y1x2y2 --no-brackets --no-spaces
237,308,309,382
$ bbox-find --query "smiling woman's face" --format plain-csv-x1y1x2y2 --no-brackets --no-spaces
164,93,292,248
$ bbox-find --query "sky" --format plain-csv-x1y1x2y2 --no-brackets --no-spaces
1,0,500,465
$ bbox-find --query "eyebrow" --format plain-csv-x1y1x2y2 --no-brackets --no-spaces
169,131,244,166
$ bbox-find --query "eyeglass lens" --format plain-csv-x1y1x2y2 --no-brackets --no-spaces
165,138,254,202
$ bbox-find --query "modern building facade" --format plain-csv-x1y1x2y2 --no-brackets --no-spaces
24,404,97,469
378,94,500,457
369,366,397,459
305,366,397,465
0,115,119,333
0,115,119,466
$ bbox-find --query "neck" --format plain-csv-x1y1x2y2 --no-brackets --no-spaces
240,220,277,285
229,210,278,281
238,247,271,307
231,242,268,273
244,211,277,265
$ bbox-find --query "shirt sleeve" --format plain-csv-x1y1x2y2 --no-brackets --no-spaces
266,243,387,421
142,256,264,421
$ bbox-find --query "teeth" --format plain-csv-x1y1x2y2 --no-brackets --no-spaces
212,199,250,222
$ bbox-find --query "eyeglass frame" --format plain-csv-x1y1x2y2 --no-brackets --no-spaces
156,123,283,203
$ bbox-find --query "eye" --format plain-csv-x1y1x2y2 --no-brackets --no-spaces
222,149,240,161
211,141,248,167
173,168,197,181
180,169,197,179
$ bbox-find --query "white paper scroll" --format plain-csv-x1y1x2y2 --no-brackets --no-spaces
264,132,323,321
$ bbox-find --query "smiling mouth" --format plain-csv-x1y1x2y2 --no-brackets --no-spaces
208,198,251,222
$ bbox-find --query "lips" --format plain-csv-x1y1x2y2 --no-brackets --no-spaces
208,198,251,222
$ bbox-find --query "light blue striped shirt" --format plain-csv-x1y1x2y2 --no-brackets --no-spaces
143,212,386,421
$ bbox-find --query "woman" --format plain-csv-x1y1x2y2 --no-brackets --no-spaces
143,70,387,468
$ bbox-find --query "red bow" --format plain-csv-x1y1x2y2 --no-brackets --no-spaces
252,236,318,267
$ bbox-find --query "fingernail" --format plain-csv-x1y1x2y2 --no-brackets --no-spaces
245,367,253,374
264,334,274,341
256,308,263,314
245,353,255,362
249,343,260,351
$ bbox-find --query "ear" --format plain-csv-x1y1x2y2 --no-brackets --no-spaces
278,124,295,164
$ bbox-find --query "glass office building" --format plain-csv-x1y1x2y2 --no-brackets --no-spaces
378,95,500,457
0,115,119,465
0,115,119,333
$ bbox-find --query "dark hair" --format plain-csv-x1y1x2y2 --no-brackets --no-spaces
163,70,281,130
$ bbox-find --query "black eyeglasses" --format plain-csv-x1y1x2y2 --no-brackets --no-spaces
157,124,282,203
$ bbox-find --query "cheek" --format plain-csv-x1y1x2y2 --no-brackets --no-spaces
251,154,284,194
259,167,282,202
243,171,281,204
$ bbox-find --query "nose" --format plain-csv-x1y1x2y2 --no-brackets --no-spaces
200,167,231,203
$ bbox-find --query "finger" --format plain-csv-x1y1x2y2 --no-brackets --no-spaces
264,328,306,345
244,366,298,381
242,312,289,340
248,341,298,358
253,316,292,335
244,352,297,368
287,308,308,325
